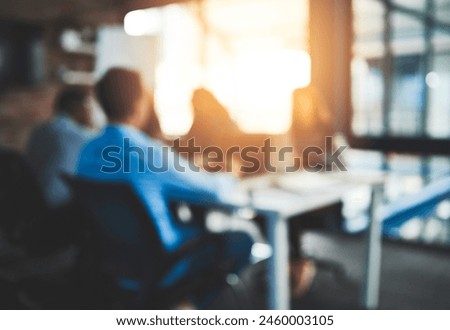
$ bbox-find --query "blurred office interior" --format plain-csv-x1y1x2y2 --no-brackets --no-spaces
0,0,449,309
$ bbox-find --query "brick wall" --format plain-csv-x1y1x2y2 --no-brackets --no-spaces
0,0,156,153
0,84,59,151
0,25,95,152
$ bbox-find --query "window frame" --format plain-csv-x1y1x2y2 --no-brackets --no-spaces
349,0,450,156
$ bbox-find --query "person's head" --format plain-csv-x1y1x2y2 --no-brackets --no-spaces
54,85,93,127
95,67,149,129
292,85,331,128
192,88,230,121
143,89,164,140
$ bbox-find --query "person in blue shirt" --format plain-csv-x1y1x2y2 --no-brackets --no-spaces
76,67,253,289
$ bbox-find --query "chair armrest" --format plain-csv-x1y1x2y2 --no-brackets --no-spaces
382,176,450,234
163,184,242,213
165,233,223,266
383,177,450,221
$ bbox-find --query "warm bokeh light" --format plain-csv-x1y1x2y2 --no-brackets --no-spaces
124,9,162,36
232,49,311,133
155,49,311,136
154,61,200,136
122,1,310,136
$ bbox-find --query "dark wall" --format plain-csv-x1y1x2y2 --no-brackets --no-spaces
0,22,45,91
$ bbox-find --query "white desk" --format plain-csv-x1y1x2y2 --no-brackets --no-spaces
237,171,385,310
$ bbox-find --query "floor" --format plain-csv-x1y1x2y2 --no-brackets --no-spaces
210,229,450,310
1,227,449,309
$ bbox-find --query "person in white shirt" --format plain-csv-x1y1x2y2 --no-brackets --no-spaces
26,85,95,208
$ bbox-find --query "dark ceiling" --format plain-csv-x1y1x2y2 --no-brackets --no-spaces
0,0,188,25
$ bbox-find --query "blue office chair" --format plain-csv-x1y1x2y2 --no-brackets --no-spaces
63,175,238,309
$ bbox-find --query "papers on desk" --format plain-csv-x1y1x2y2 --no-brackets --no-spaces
274,172,343,194
237,171,385,218
240,172,349,195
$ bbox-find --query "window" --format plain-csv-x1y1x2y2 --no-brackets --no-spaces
350,0,450,245
352,0,450,139
122,0,310,136
352,0,385,136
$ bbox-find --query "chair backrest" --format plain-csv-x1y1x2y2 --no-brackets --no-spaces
63,175,165,293
0,148,48,238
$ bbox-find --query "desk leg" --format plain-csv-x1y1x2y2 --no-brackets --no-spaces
267,212,289,310
362,184,384,309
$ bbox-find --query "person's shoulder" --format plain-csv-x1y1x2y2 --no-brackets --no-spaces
136,131,163,148
30,120,54,134
54,116,83,133
82,127,108,145
28,121,59,146
118,125,163,147
76,132,105,169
